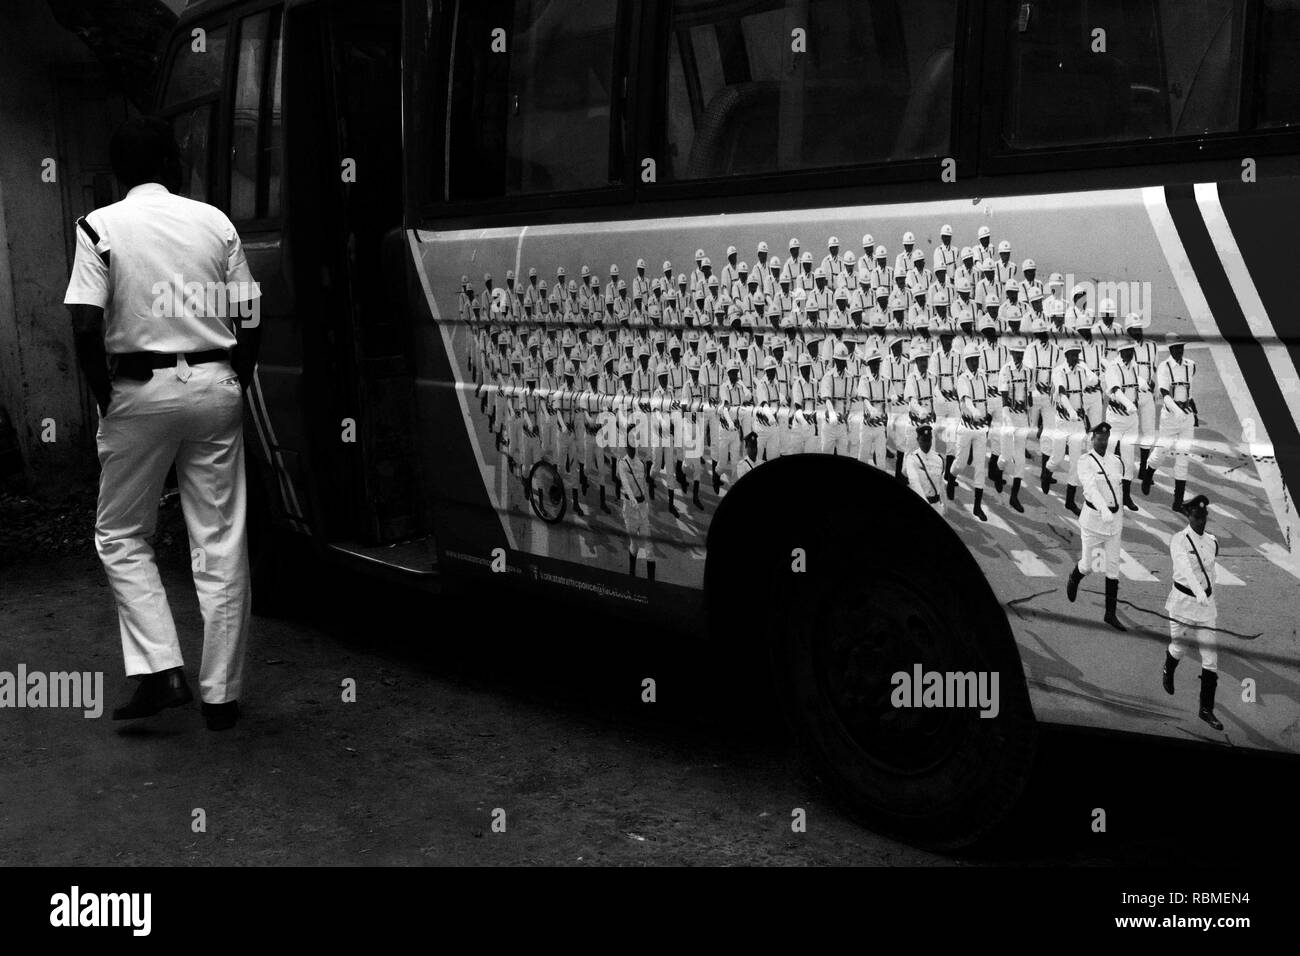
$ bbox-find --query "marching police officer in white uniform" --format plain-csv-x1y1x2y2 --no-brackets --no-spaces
1161,494,1225,730
64,118,256,730
905,423,945,513
617,433,656,581
1066,421,1128,631
1146,333,1198,512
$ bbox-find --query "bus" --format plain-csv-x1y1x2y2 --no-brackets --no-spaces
150,0,1300,847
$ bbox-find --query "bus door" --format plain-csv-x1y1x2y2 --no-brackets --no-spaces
284,0,422,546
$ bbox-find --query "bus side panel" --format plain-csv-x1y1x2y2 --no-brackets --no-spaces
411,183,1300,755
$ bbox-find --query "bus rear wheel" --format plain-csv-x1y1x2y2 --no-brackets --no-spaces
768,545,1037,850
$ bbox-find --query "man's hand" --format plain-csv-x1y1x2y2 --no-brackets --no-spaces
1196,594,1210,607
69,305,112,415
635,494,645,504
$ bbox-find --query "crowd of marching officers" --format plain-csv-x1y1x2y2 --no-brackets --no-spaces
457,226,1220,727
459,227,1199,526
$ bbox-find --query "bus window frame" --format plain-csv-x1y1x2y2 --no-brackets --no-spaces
227,2,285,232
976,0,1300,177
629,0,983,205
420,0,638,221
156,11,237,211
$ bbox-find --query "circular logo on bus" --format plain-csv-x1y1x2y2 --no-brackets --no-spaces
528,461,567,524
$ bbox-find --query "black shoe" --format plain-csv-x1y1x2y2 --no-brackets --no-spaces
675,462,688,494
692,481,703,510
946,477,957,501
1162,651,1178,695
1172,478,1186,515
1009,478,1024,514
1065,484,1081,516
972,489,987,522
1198,672,1224,730
1103,577,1127,631
1141,466,1154,496
112,667,192,720
1122,479,1138,512
201,700,240,731
1066,566,1083,603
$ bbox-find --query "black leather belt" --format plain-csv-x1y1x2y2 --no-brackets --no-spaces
112,349,230,381
1175,582,1211,598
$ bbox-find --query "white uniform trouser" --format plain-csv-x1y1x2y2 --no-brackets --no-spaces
1137,391,1156,448
857,422,887,468
1083,391,1104,432
755,422,780,463
716,420,741,473
1108,407,1138,476
681,414,703,478
934,398,958,456
888,405,912,455
785,411,817,455
998,408,1029,479
1147,405,1194,480
622,499,654,560
95,360,249,705
1077,520,1121,579
1166,591,1218,671
509,414,525,471
656,414,677,486
846,408,863,458
1047,416,1086,486
581,425,602,482
953,424,988,490
821,412,849,455
1029,392,1051,457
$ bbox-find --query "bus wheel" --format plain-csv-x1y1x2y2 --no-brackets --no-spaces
769,545,1037,850
527,460,568,524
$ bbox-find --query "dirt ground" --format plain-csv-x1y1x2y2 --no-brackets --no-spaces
1,486,1296,866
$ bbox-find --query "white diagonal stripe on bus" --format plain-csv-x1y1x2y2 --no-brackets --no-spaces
1195,181,1300,429
1141,187,1297,575
1213,564,1245,586
407,229,519,551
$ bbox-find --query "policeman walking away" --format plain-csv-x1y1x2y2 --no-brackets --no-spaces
63,117,258,731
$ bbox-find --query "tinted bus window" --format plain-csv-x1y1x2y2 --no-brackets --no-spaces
446,0,619,199
162,24,228,107
171,105,214,202
1000,0,1244,149
663,0,957,180
231,10,271,220
1257,0,1300,129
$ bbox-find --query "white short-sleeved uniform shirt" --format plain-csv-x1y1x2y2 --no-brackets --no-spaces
63,182,260,354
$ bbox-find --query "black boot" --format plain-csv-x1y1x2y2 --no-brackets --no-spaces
668,489,679,517
675,460,687,494
645,460,655,500
1066,565,1083,603
972,488,987,522
692,480,703,510
599,485,611,514
1009,478,1024,513
1172,478,1186,514
1064,484,1081,516
1198,671,1224,730
989,457,1004,493
1139,448,1153,494
111,667,193,720
1040,456,1053,494
895,453,905,483
1103,577,1126,631
712,463,721,495
1122,479,1138,511
579,464,589,495
572,488,584,517
1162,651,1178,695
629,553,637,577
646,560,656,583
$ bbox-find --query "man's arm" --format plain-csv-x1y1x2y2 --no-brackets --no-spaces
68,304,112,415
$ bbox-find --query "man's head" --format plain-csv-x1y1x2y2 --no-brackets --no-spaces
110,116,181,191
1184,494,1209,534
743,431,758,461
916,424,933,453
1091,421,1111,454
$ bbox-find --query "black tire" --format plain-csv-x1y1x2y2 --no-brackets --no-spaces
527,459,568,524
766,519,1037,850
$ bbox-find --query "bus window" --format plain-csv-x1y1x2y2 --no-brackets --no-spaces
162,24,228,108
662,0,957,181
446,0,620,199
1256,0,1300,129
230,9,281,221
161,23,227,203
999,0,1244,149
171,104,215,202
